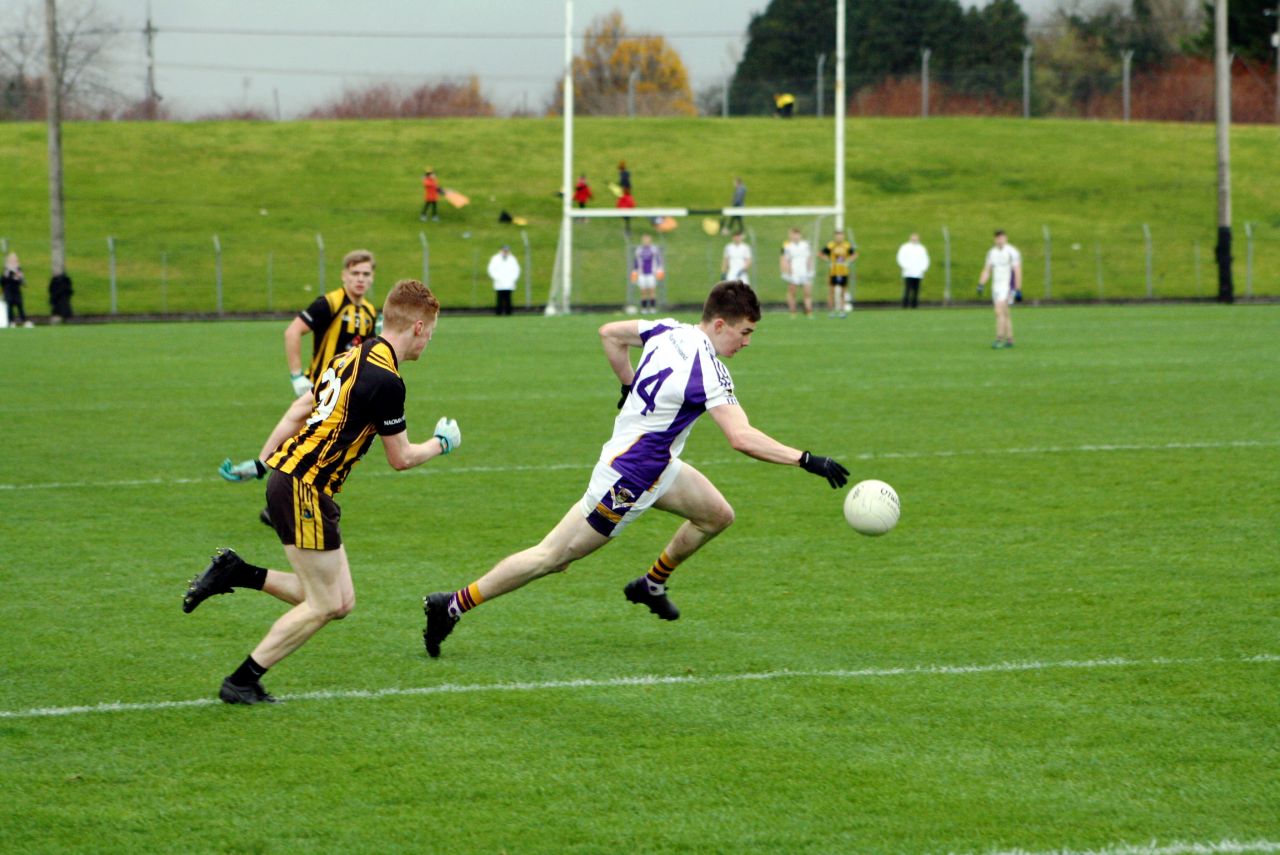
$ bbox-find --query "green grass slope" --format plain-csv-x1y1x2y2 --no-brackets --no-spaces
2,116,1278,315
0,306,1277,852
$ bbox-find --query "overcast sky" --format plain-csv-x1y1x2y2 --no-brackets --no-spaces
80,0,1058,117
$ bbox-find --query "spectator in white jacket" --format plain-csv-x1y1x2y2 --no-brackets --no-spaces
487,245,521,316
896,233,930,309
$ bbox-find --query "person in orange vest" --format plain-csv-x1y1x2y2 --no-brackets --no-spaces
420,168,441,222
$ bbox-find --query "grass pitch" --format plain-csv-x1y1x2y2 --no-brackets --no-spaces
1,304,1277,853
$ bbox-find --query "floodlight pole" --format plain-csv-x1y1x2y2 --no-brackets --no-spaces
560,0,574,313
1121,50,1133,122
921,48,931,118
1214,0,1233,303
144,3,158,120
834,0,846,231
1022,45,1033,119
44,0,66,279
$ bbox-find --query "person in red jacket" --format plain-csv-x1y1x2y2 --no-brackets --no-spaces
573,174,593,209
616,188,635,235
420,169,440,222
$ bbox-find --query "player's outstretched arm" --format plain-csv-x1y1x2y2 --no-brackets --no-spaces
283,317,312,395
381,417,460,471
599,320,643,389
707,404,849,488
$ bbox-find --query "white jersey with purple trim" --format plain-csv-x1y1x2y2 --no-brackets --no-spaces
600,318,736,488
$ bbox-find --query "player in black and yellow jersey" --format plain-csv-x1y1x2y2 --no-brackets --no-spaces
217,249,378,484
184,279,462,705
820,230,858,318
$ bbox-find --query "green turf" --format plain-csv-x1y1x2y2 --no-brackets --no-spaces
0,304,1277,853
2,117,1277,314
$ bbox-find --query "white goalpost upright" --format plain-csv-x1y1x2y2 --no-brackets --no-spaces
549,0,847,314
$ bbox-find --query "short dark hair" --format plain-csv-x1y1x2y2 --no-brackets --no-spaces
702,280,761,324
994,229,1006,237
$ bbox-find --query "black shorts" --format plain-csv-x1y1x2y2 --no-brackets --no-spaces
265,469,343,551
829,275,849,286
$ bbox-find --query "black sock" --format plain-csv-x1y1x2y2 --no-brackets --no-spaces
229,655,267,687
231,560,268,591
254,459,267,479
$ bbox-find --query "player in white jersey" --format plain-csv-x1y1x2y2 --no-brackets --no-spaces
780,227,815,318
421,281,849,656
978,229,1022,348
721,232,753,284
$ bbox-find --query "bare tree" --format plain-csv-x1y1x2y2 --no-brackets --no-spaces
0,0,123,119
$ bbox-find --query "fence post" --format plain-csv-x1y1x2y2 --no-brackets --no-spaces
921,48,931,118
0,237,7,253
419,231,430,287
107,236,118,315
1244,221,1254,297
470,247,480,309
816,52,826,118
520,228,533,309
315,233,325,290
1095,241,1104,300
1042,224,1051,300
941,225,952,305
722,76,729,118
847,229,857,310
266,251,274,311
1122,50,1134,122
160,250,168,315
1142,223,1153,298
1022,45,1033,119
213,235,224,315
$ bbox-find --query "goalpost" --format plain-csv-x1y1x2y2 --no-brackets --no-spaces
547,0,847,315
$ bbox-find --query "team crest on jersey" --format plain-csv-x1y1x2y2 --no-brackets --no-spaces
609,485,637,508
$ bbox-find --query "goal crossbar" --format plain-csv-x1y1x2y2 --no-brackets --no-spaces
571,206,841,219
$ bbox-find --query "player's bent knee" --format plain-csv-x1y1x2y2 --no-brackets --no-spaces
707,502,735,533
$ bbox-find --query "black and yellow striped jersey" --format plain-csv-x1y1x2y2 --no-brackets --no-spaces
267,337,406,495
299,287,378,382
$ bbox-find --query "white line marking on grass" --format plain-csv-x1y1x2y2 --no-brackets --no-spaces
976,838,1280,855
2,439,1277,492
1,653,1274,721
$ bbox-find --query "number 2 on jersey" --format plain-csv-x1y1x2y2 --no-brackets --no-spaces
631,351,673,415
307,367,343,425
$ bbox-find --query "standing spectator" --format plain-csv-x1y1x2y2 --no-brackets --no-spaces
820,230,857,318
780,228,814,318
48,272,73,324
978,230,1022,348
617,161,631,195
573,174,593,209
722,177,747,235
722,232,753,284
2,252,30,327
487,245,521,316
896,233,930,309
630,234,665,315
616,187,636,236
420,168,440,222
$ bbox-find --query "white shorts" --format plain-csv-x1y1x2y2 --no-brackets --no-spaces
727,271,750,284
991,279,1012,303
785,274,812,287
579,458,684,538
635,274,657,289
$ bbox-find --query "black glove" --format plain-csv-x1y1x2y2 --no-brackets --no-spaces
617,384,631,409
799,451,849,489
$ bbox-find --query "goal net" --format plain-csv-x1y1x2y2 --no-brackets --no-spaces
547,207,841,314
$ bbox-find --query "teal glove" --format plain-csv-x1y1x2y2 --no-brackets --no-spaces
290,372,311,397
434,417,461,455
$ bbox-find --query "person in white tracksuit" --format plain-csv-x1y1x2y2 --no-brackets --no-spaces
487,245,521,316
896,233,930,309
978,230,1022,348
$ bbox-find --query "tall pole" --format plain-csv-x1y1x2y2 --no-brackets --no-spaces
627,68,639,117
816,52,826,118
1274,2,1279,123
144,3,157,120
921,48,931,118
560,0,574,312
1022,45,1033,119
1121,49,1134,122
834,0,845,231
44,0,66,278
1214,0,1233,303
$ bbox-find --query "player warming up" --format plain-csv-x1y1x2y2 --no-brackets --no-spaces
219,249,378,497
185,280,461,704
820,230,857,318
978,229,1022,348
421,280,848,658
